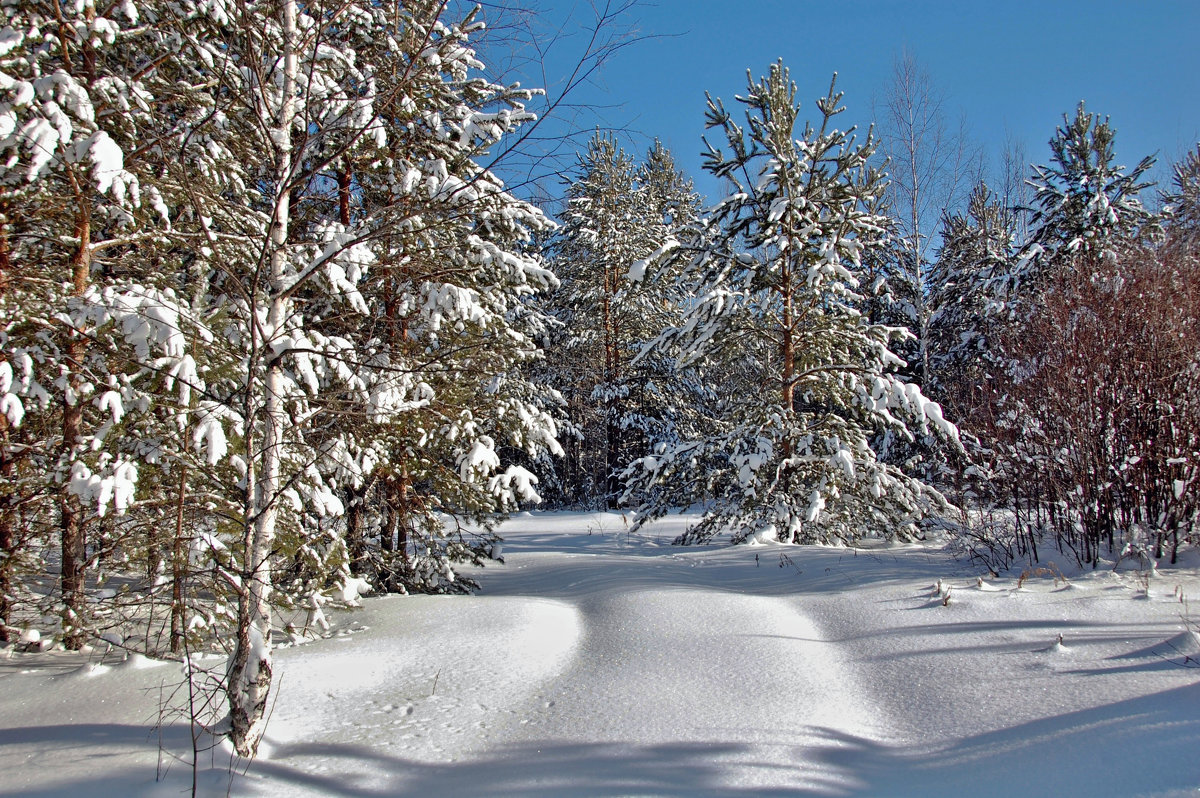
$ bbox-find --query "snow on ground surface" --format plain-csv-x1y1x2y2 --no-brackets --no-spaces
4,511,1200,796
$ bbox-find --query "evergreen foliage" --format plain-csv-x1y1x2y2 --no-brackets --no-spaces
1013,102,1155,297
623,63,956,545
1164,145,1200,239
543,133,699,507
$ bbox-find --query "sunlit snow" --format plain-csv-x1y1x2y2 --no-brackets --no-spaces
3,512,1200,796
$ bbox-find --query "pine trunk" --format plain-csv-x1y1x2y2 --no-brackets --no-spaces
344,485,366,576
780,257,797,541
60,202,90,650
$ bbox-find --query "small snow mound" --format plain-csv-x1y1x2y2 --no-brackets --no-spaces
17,628,51,652
69,661,112,678
748,525,779,545
118,652,167,670
1038,634,1072,654
1160,630,1200,659
332,576,373,605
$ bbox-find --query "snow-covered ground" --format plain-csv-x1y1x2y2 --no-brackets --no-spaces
4,511,1200,797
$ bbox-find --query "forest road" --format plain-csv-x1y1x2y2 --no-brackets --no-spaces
430,551,891,796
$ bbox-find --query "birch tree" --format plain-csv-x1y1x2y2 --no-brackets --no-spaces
876,50,980,387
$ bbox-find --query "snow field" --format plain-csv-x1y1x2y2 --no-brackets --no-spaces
2,512,1200,797
254,596,582,792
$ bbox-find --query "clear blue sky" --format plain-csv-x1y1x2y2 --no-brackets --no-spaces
500,0,1200,204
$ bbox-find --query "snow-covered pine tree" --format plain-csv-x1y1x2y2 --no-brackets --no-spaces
927,182,1014,422
546,133,641,506
1011,102,1155,301
303,2,561,595
138,0,565,754
545,134,697,507
1163,145,1200,240
0,0,215,649
624,141,708,495
625,63,956,545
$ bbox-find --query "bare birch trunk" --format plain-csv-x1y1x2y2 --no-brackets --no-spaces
0,208,13,642
228,0,297,757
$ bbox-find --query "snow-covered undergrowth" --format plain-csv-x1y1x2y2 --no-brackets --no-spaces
3,512,1200,797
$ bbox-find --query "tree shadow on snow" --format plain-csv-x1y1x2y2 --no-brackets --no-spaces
5,684,1200,798
241,682,1200,798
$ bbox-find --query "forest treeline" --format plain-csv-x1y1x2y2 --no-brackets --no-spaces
0,1,1197,756
544,73,1200,572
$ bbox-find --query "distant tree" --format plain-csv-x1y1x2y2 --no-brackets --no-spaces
625,63,956,546
545,134,698,507
876,50,981,387
1014,102,1155,295
927,182,1014,423
996,135,1033,241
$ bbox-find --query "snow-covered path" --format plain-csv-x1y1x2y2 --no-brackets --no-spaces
247,513,1200,797
5,511,1200,797
466,576,883,794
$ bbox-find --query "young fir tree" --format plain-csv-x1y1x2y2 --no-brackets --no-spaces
546,134,698,507
624,63,956,545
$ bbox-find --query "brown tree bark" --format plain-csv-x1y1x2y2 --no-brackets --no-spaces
60,196,91,651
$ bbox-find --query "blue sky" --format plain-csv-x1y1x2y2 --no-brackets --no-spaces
506,0,1200,204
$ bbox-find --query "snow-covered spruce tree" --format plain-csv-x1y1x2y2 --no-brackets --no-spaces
624,63,956,545
545,134,698,507
545,133,640,506
920,182,1017,532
